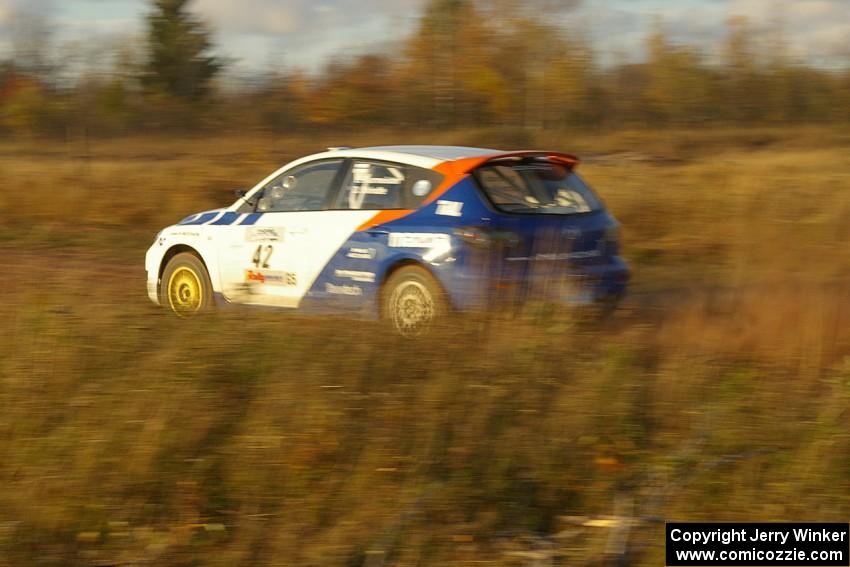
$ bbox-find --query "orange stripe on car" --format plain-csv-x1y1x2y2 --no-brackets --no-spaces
355,150,579,232
356,165,468,231
356,209,415,231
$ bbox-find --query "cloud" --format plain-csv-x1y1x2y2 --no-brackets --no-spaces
725,0,850,61
0,0,55,38
0,0,53,16
189,0,426,72
2,0,847,73
0,5,11,31
192,0,423,38
192,0,299,36
574,0,850,66
573,1,726,64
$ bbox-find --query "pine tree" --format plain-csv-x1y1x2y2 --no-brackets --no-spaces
142,0,222,101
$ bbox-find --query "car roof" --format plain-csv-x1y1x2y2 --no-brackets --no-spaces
358,145,500,161
234,145,580,211
263,146,579,194
292,145,500,170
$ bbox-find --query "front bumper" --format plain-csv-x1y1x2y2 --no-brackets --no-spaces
145,244,161,305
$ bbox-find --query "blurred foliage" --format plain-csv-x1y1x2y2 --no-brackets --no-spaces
1,0,850,563
1,0,849,138
0,128,849,564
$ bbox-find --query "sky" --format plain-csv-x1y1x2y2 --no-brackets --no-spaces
0,0,848,76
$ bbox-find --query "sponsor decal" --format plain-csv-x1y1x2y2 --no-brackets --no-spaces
348,163,404,209
388,232,451,248
334,269,376,283
168,230,200,238
389,232,453,262
435,200,463,217
347,247,376,259
352,163,404,186
245,269,297,286
246,227,283,242
325,283,362,296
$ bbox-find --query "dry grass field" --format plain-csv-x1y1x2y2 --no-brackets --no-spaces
1,127,849,565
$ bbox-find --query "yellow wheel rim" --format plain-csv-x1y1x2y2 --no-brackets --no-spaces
167,267,203,315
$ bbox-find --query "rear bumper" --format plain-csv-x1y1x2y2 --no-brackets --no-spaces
441,255,629,311
569,255,629,301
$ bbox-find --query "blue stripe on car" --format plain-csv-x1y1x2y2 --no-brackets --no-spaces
240,213,262,225
180,212,217,225
210,212,240,225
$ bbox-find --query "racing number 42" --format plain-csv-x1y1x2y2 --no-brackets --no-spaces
252,244,273,269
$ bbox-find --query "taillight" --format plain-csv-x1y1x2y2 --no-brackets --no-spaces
603,224,620,254
454,227,492,247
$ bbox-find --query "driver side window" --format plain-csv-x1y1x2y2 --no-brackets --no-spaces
257,160,343,212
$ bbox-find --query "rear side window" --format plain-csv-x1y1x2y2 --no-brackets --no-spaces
475,159,601,214
333,161,443,210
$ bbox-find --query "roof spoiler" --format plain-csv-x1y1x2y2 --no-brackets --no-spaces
440,150,579,176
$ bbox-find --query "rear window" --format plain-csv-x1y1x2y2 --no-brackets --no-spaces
475,159,602,214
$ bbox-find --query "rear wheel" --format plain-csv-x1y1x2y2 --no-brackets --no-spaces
160,252,213,316
382,266,447,337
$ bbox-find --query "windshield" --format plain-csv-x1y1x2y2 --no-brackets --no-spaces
475,159,602,214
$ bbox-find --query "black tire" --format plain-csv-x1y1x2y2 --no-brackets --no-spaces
160,252,213,316
381,265,448,337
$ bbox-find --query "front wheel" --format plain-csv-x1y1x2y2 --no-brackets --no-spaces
381,266,448,337
160,252,213,316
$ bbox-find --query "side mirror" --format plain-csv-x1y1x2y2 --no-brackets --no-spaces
234,188,256,208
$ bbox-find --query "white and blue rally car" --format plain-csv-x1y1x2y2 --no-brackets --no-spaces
145,146,629,334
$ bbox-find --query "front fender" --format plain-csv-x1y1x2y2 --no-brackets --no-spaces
145,226,223,303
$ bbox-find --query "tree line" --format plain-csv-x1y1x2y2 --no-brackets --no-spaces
1,0,849,137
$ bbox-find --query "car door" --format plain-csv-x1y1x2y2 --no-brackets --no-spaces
218,159,376,308
303,159,445,310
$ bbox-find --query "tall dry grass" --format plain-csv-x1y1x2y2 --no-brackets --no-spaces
1,127,849,565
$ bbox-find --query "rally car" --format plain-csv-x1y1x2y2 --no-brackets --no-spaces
145,145,629,335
